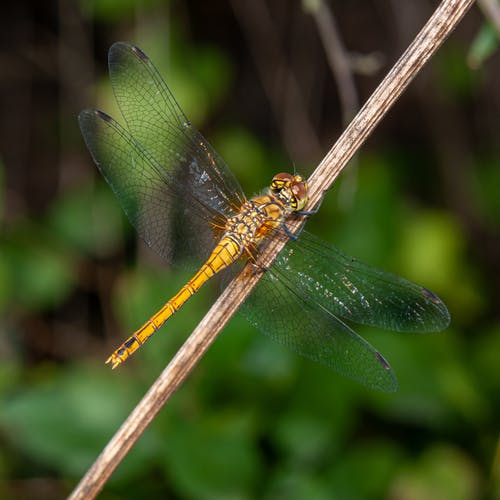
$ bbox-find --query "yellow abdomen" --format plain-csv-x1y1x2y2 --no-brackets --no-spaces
106,235,242,368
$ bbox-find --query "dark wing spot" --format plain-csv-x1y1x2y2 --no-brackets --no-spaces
374,351,391,371
95,110,112,122
421,287,442,304
131,45,149,62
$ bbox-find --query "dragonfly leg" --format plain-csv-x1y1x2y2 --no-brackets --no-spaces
252,260,269,273
281,189,328,240
282,222,301,241
294,189,328,217
284,189,328,240
244,245,269,272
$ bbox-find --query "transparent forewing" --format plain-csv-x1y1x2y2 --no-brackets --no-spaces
107,42,246,216
78,109,223,266
241,266,398,392
273,231,450,332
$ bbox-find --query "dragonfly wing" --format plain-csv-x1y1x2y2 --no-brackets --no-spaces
241,266,398,391
78,109,221,266
107,42,246,217
273,230,450,333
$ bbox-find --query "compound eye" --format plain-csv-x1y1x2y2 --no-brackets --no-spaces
292,181,307,199
291,180,308,210
270,172,294,192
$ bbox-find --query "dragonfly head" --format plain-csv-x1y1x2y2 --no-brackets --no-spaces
270,172,309,212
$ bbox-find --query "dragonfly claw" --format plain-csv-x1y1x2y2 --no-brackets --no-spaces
105,353,124,369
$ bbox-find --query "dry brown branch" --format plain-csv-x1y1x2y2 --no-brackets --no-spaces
69,0,476,498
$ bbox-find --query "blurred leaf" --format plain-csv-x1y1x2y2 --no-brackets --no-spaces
265,470,331,500
366,327,485,426
0,362,22,397
161,411,260,500
0,246,11,313
0,157,4,221
473,155,500,229
467,23,500,69
184,45,232,106
93,69,121,121
328,441,403,499
491,436,500,500
164,71,212,128
48,183,125,257
327,156,402,267
391,444,481,500
274,363,361,455
397,210,484,324
273,412,335,465
213,127,280,193
80,0,160,22
437,353,488,423
398,211,458,287
5,227,75,311
194,314,274,401
139,38,232,127
472,324,500,397
437,45,479,99
241,333,298,380
0,365,155,480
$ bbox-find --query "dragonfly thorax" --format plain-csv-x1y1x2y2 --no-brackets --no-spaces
223,198,279,252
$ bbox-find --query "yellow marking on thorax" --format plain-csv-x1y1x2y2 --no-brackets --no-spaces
250,194,288,240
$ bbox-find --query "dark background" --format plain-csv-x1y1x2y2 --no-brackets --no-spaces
0,0,499,498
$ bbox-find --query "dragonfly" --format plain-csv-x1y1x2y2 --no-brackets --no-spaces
78,42,450,392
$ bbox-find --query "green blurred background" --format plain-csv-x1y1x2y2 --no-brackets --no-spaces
1,0,499,498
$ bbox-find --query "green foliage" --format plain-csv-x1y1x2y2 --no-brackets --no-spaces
437,44,480,99
0,157,4,222
324,156,402,265
0,247,10,314
3,226,75,311
48,183,126,257
214,127,278,192
327,442,402,500
474,155,500,229
80,0,161,22
161,412,261,499
398,210,484,323
0,365,151,480
468,23,500,69
391,445,481,500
